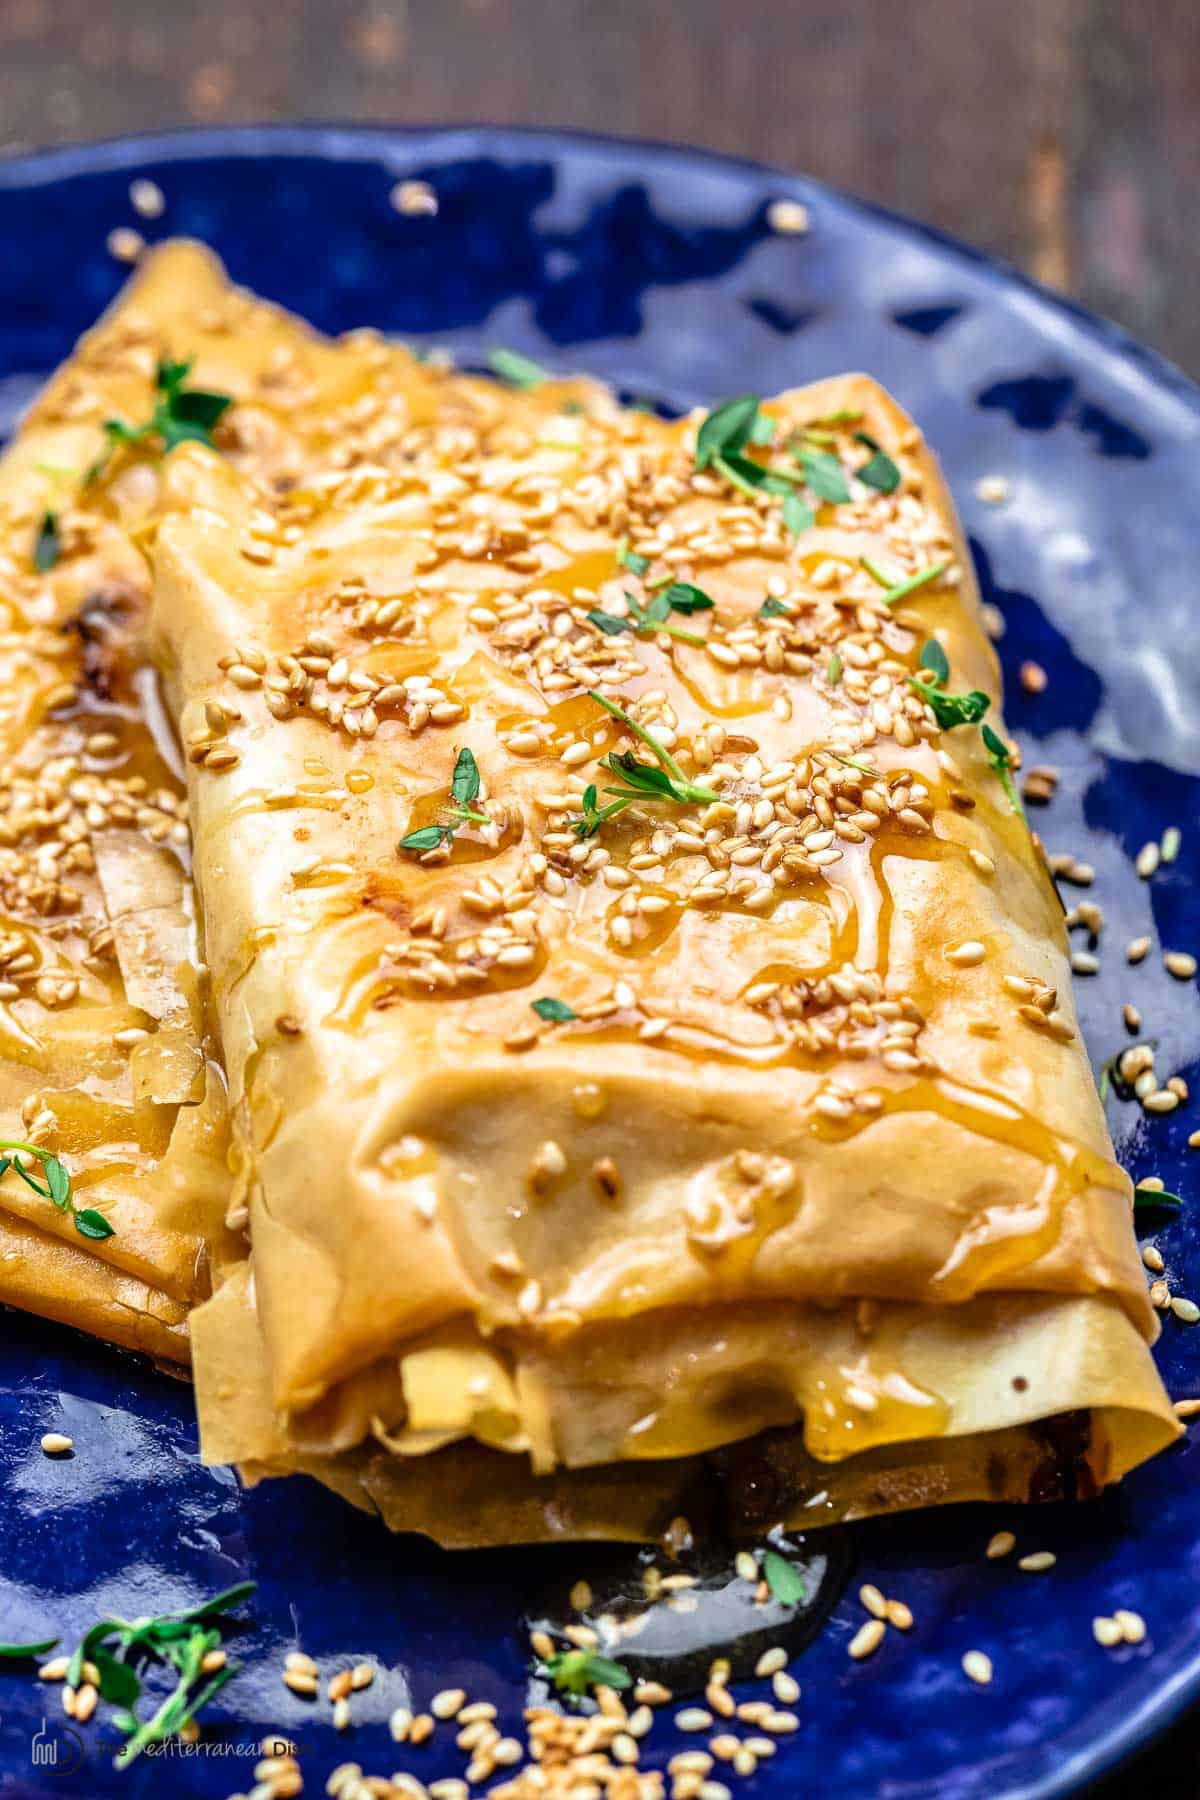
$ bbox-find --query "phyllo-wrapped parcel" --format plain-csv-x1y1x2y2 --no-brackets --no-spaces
142,261,1174,1540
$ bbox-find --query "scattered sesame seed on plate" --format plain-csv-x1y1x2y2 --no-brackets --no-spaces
1127,935,1152,963
1135,842,1160,879
39,1433,73,1456
129,178,165,218
986,1530,1016,1559
848,1618,886,1660
962,1650,993,1685
391,178,439,216
1164,950,1197,980
106,225,144,263
1093,1616,1122,1648
766,198,810,235
974,475,1010,505
1017,1551,1057,1573
1171,1297,1200,1324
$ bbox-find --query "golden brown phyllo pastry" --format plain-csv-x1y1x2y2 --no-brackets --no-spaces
121,242,1173,1545
12,241,1175,1544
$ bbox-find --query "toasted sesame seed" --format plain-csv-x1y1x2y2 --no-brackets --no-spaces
1115,1609,1147,1644
1124,1004,1142,1032
945,939,985,966
283,1668,319,1697
847,1619,885,1660
772,1670,800,1704
962,1650,993,1685
1135,842,1160,879
1143,1245,1165,1274
1018,1551,1056,1573
37,1655,69,1682
1144,1090,1180,1114
676,1707,714,1732
1164,951,1197,980
391,178,439,216
40,1433,73,1456
885,1599,913,1631
754,1646,787,1678
569,1579,593,1611
1171,1297,1200,1324
107,226,144,262
1175,1398,1200,1419
766,198,810,235
1126,936,1152,963
858,1584,887,1620
1161,826,1182,863
431,1687,466,1720
1093,1615,1122,1647
1071,950,1099,975
332,1696,351,1730
1019,661,1047,694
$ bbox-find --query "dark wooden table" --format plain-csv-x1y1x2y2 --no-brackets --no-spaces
1,0,1197,1791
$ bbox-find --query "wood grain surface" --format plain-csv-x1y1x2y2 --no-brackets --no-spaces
0,1,1197,1793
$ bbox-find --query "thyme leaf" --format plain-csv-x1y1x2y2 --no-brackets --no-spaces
0,1142,113,1241
540,1647,631,1699
488,347,550,389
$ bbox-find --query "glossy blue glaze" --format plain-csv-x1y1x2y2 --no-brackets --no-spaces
1,125,1198,1800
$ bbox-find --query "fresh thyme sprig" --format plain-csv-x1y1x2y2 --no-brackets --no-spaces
909,638,990,730
588,584,711,647
489,347,550,389
570,692,719,838
861,557,949,606
0,1636,58,1659
539,1646,631,1700
531,997,578,1024
1134,1184,1183,1212
0,1141,113,1241
33,512,61,573
63,1580,255,1768
398,748,490,853
981,723,1024,816
693,395,816,534
88,359,233,484
853,430,901,494
762,1549,809,1606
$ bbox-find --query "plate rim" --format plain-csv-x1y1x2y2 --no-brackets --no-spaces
1,117,1197,1800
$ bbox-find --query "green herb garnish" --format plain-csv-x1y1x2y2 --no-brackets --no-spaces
616,539,650,578
0,1638,58,1660
1134,1185,1183,1212
762,1549,809,1606
797,446,852,505
981,723,1024,816
488,347,550,389
570,692,719,838
0,1142,113,1241
782,491,815,535
89,360,232,484
854,431,901,494
63,1581,254,1768
33,512,60,573
918,638,950,685
908,639,989,729
397,748,490,854
758,596,791,620
532,997,578,1024
861,557,948,607
587,588,708,647
695,395,763,471
827,651,843,687
540,1647,631,1699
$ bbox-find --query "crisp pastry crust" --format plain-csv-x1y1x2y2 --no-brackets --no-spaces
0,240,378,1356
124,243,1177,1537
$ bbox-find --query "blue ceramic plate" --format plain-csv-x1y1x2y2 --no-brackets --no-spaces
1,125,1198,1800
